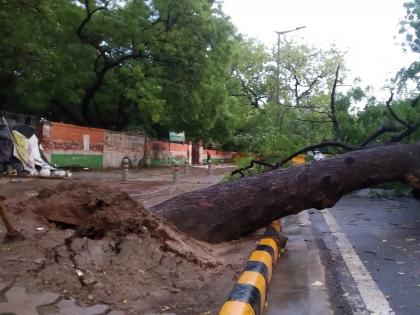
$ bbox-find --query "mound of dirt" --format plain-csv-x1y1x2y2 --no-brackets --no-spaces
23,181,217,267
28,181,148,238
0,181,245,314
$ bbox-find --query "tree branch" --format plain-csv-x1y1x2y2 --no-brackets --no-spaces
282,103,331,116
293,74,300,106
274,140,358,168
284,62,325,107
300,73,326,99
387,122,420,143
76,0,109,56
385,89,412,128
330,64,340,140
296,118,333,124
278,106,290,130
360,125,398,146
230,160,275,177
230,90,419,180
364,93,419,145
76,0,146,125
237,76,262,108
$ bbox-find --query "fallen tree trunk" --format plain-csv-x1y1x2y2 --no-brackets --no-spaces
152,142,420,243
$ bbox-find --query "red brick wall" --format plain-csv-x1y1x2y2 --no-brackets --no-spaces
41,122,104,152
103,131,145,168
145,140,191,165
203,149,234,161
169,142,190,160
39,121,236,167
147,141,190,154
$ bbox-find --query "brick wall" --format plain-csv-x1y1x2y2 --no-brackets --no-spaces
40,122,104,169
40,121,236,168
145,140,192,166
203,149,234,164
103,131,145,168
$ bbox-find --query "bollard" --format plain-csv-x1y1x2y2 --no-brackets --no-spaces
173,165,180,182
170,161,174,174
122,157,129,182
207,163,212,176
184,161,189,175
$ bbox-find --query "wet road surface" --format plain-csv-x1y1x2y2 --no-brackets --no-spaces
266,191,420,315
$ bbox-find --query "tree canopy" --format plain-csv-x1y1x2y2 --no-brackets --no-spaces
0,0,236,140
0,0,418,150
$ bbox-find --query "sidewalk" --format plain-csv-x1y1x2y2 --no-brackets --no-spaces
265,212,334,315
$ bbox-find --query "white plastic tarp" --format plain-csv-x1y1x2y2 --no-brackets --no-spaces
12,130,36,174
28,134,55,171
12,130,56,174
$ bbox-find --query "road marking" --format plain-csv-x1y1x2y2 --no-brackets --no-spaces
321,209,395,315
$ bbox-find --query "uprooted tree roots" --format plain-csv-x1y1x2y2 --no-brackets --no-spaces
22,181,219,267
0,181,245,314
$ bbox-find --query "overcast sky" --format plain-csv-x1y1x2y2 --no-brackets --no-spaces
221,0,416,99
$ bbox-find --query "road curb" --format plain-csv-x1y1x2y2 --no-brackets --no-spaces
219,220,284,315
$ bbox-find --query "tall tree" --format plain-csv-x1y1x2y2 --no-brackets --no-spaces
0,0,237,141
228,37,270,109
0,0,90,121
398,0,420,90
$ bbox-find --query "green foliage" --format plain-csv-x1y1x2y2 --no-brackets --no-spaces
0,1,88,115
401,0,420,53
368,182,412,198
275,42,344,105
0,0,418,157
226,41,346,161
226,154,265,180
0,0,236,141
228,37,270,108
398,0,420,89
232,155,254,168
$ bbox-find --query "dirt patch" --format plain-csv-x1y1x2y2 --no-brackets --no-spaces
0,180,255,314
23,181,219,266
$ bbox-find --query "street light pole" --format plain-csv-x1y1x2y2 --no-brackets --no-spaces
275,26,306,104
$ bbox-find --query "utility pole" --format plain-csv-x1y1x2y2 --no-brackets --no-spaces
275,26,306,104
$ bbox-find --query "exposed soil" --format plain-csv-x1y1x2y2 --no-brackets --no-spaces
0,171,257,315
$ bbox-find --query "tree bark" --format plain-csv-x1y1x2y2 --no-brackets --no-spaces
330,64,340,140
152,142,420,243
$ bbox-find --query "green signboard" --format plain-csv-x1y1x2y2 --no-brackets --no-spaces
169,131,185,142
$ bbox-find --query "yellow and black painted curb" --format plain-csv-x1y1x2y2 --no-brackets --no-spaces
219,220,284,315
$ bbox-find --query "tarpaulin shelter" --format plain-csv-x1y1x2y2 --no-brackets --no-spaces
0,117,57,175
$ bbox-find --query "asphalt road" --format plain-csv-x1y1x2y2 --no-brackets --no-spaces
266,190,420,315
